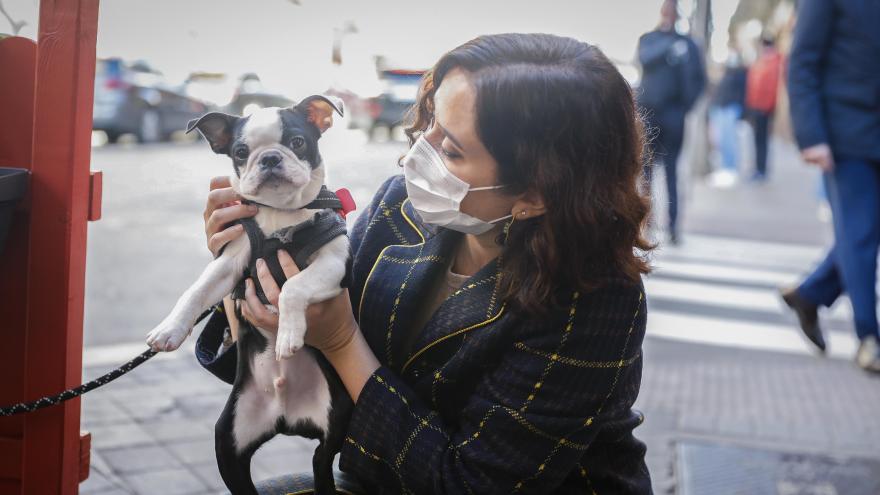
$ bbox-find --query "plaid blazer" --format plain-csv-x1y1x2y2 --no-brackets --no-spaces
196,175,652,494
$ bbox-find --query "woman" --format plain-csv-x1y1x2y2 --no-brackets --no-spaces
198,33,653,494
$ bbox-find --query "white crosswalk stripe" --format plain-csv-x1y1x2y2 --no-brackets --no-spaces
646,234,860,361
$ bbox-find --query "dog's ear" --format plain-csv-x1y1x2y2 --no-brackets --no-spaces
186,112,239,155
294,95,344,134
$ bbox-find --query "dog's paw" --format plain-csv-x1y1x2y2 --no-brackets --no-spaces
146,318,190,352
275,314,305,360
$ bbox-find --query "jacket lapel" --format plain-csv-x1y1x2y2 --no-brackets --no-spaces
357,198,508,373
402,249,506,373
356,201,459,370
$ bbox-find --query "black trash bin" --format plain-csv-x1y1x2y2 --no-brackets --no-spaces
0,167,29,256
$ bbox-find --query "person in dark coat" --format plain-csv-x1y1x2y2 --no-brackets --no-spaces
194,33,655,493
744,36,783,181
780,0,880,372
637,0,706,245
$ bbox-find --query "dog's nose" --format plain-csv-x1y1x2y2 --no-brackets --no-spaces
260,151,283,168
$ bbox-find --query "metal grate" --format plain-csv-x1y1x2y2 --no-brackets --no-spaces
677,441,880,495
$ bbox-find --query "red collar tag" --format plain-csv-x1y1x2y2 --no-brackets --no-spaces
334,188,356,219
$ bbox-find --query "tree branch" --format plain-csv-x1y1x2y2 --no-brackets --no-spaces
0,0,27,36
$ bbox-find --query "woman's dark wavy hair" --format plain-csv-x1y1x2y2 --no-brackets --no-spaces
404,33,654,315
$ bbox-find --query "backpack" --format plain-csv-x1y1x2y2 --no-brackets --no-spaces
746,52,783,112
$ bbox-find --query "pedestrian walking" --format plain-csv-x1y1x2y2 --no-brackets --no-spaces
745,36,783,182
780,0,880,372
709,50,747,185
637,0,706,245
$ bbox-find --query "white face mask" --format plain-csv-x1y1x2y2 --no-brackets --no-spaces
402,135,511,235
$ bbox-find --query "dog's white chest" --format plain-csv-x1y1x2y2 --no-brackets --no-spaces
253,207,316,235
231,346,332,452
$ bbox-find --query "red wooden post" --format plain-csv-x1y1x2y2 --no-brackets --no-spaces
0,35,37,495
0,0,100,493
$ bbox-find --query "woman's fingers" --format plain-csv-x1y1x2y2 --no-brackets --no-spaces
205,203,258,239
247,251,303,334
255,251,301,305
204,186,242,222
242,278,279,331
207,224,245,258
209,175,231,191
276,249,301,278
256,258,282,306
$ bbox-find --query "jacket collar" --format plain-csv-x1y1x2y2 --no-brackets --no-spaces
402,251,506,373
357,199,506,372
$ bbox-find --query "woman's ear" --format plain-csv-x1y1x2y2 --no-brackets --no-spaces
510,191,547,220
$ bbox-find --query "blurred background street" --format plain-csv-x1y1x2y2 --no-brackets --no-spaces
2,0,879,493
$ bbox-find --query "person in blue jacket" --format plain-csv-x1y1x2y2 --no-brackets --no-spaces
637,0,706,245
197,33,655,493
780,0,880,372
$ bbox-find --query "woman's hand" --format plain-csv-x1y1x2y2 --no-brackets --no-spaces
204,176,259,257
243,249,378,402
241,249,359,355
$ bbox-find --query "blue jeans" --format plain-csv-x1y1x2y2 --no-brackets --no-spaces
710,103,742,173
798,158,880,340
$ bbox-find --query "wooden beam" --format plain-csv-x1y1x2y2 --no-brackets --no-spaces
0,33,37,491
21,0,100,493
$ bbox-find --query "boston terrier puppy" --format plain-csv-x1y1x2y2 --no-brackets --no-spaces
146,95,353,495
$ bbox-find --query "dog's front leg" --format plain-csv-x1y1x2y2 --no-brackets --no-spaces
275,237,347,360
147,240,249,352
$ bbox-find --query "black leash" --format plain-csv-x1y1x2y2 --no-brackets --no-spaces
0,307,214,417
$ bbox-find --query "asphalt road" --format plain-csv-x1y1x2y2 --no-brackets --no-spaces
84,129,407,347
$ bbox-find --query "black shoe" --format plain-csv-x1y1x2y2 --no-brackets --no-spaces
668,232,681,246
780,287,826,353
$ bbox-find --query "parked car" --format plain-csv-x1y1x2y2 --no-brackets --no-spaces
224,73,294,116
92,58,209,143
324,86,373,130
182,71,237,109
361,69,425,140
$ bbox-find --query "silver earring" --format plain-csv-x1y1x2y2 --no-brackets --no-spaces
520,210,528,217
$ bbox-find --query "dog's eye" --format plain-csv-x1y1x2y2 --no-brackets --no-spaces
233,146,249,161
290,136,306,152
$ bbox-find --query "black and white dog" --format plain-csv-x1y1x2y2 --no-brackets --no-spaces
146,95,353,495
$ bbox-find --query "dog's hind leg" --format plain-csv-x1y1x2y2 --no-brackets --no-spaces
215,398,259,495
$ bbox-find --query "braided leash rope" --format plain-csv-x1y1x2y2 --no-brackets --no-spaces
0,307,214,417
0,348,158,417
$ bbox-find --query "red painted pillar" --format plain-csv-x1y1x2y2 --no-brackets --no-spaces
0,0,100,493
0,34,36,495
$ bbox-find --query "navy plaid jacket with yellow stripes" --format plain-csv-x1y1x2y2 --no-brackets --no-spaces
197,175,652,494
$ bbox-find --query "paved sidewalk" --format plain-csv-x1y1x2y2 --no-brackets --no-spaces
636,338,880,494
80,345,321,495
636,137,880,494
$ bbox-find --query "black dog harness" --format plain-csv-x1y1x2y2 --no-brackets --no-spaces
225,186,350,305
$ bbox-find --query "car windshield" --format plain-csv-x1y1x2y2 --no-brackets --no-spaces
382,71,423,103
